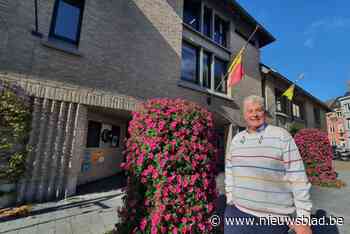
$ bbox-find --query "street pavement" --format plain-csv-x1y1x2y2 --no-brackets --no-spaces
310,161,350,234
0,161,349,234
0,190,123,234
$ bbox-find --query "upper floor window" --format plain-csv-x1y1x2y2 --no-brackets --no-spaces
346,103,350,112
181,41,199,84
183,0,201,31
337,111,342,118
50,0,85,45
214,57,227,94
202,51,212,89
292,102,304,120
203,7,212,38
275,89,288,114
181,40,228,95
183,2,230,49
314,108,321,125
214,15,228,47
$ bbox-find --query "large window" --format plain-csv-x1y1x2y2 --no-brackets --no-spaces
181,41,229,95
50,0,85,44
181,42,199,84
203,7,212,38
183,0,201,31
202,51,211,88
214,58,227,94
214,15,228,47
183,2,230,48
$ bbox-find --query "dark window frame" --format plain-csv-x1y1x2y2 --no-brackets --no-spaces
214,56,228,94
275,89,288,114
183,0,201,31
181,41,200,84
314,108,321,124
86,120,101,148
202,50,212,89
111,125,121,148
203,6,212,38
180,40,230,96
49,0,85,45
292,101,304,120
214,14,228,47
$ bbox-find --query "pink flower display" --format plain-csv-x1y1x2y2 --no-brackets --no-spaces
294,129,343,187
115,98,218,233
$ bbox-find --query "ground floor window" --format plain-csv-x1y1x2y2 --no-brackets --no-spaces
86,120,121,148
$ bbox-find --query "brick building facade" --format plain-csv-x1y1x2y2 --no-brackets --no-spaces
261,64,330,132
0,0,276,203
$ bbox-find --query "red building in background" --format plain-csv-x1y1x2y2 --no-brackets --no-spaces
326,98,347,148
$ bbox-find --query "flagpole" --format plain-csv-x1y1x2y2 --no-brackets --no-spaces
215,25,260,92
266,73,305,115
294,73,305,84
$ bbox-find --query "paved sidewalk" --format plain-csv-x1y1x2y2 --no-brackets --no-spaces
310,161,350,234
1,161,349,234
0,189,123,234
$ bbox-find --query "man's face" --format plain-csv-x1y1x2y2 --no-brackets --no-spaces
243,101,266,130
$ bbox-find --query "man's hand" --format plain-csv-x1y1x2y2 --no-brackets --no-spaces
289,224,312,234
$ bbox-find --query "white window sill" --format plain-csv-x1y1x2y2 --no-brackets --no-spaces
177,80,233,102
41,37,83,57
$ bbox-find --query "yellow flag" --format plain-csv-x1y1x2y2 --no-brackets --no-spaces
282,84,295,101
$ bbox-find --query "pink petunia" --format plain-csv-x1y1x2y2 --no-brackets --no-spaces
140,218,147,231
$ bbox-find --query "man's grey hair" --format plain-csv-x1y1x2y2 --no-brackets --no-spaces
243,95,266,111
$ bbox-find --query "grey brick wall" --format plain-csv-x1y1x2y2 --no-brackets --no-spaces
1,0,184,99
0,0,264,127
1,0,267,202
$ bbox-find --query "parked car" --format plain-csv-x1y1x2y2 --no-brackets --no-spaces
334,146,350,161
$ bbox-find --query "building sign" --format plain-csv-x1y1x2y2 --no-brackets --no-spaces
91,150,105,163
81,151,91,172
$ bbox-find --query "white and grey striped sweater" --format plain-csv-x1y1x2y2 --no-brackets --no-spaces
225,124,312,218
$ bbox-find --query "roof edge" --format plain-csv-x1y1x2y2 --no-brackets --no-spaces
228,0,276,47
261,63,331,112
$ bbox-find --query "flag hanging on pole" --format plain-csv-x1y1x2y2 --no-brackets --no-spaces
227,48,245,87
282,84,295,101
211,25,259,98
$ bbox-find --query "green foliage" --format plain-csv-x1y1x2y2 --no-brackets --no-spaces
288,122,304,137
0,81,31,182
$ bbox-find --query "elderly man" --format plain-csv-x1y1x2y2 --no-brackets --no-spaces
224,95,312,234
